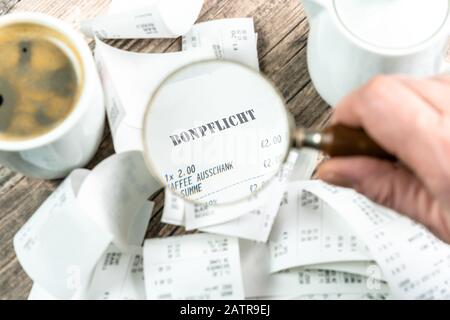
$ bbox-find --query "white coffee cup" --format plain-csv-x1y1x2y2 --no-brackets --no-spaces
0,13,105,179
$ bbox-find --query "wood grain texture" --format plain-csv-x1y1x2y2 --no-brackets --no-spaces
0,0,18,15
0,0,331,300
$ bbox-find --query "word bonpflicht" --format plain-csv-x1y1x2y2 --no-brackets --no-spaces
169,109,256,147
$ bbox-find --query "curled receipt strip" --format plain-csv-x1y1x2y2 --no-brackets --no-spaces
304,261,385,282
82,0,204,39
95,40,215,153
76,152,160,251
182,18,260,70
268,182,372,273
161,150,318,242
240,240,389,299
16,152,160,299
85,245,146,300
29,245,149,300
302,180,450,300
14,170,111,300
143,233,245,299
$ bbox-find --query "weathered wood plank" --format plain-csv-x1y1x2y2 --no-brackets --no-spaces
0,258,33,300
0,0,330,299
11,0,111,25
289,81,332,128
0,0,19,15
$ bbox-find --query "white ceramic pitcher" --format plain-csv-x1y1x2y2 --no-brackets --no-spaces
303,0,450,106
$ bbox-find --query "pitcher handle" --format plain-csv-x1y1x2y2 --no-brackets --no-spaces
302,0,332,19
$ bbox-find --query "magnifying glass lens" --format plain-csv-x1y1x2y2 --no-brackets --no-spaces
143,60,291,206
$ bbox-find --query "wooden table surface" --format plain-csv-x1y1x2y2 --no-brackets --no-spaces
0,0,331,299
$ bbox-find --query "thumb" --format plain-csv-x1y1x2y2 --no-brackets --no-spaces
316,157,450,243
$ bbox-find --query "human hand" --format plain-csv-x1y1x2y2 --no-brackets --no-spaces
316,75,450,243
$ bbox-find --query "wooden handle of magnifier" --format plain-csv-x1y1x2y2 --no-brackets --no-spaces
294,124,396,161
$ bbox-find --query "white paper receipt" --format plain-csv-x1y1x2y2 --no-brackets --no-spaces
14,170,112,299
161,149,318,242
82,0,204,39
87,245,146,300
269,182,372,272
144,233,244,299
76,151,159,251
15,152,159,299
183,18,260,70
240,240,388,299
302,180,450,299
95,39,215,153
161,152,304,242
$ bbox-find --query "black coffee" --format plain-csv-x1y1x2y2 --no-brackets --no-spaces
0,23,82,141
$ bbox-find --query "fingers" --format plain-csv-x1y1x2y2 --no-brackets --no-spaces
317,157,450,243
431,74,450,87
332,76,440,159
395,75,450,114
323,75,450,242
332,75,440,127
330,75,450,195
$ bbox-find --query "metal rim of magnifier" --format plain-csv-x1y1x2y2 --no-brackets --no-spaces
142,59,296,207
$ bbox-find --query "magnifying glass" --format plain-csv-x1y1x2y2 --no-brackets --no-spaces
142,60,392,207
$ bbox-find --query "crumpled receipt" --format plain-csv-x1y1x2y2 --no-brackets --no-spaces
240,240,389,299
182,18,260,70
82,0,204,39
15,151,160,299
302,180,450,300
305,261,385,282
95,39,215,153
76,152,159,251
269,181,372,272
15,170,112,300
